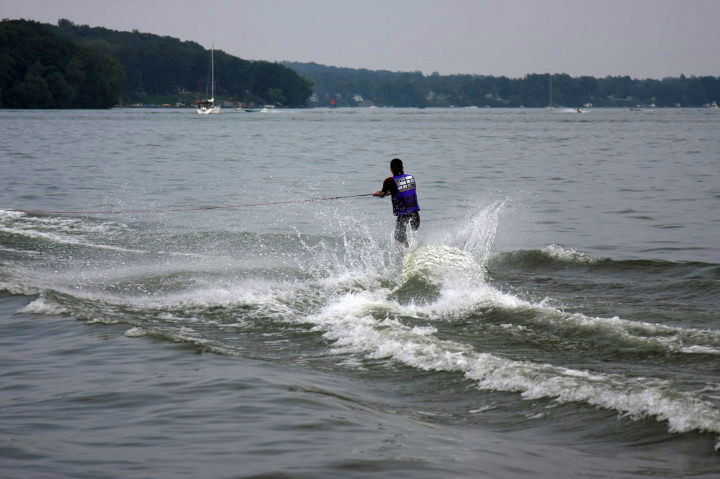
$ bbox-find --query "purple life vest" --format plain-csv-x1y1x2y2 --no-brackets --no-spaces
391,174,420,216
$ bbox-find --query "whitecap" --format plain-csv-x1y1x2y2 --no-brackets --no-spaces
299,290,720,439
18,297,68,315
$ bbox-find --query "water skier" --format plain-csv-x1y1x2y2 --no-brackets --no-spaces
373,158,420,247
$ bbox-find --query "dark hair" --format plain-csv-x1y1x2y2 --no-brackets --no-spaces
390,158,404,175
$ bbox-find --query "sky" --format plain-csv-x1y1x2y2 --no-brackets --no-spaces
3,0,719,79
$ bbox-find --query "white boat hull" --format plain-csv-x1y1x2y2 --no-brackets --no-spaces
197,106,221,114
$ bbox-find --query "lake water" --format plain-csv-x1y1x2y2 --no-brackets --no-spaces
1,107,719,478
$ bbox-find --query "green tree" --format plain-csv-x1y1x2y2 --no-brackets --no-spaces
0,19,123,108
46,70,76,107
266,88,285,105
49,20,312,106
10,69,53,107
686,77,707,105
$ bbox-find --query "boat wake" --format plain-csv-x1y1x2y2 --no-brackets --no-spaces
2,204,720,446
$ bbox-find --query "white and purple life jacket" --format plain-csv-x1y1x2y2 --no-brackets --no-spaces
391,174,420,216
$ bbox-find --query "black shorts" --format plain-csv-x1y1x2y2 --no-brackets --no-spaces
395,211,420,243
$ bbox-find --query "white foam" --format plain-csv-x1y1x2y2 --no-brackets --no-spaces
0,225,143,253
0,212,135,252
0,209,26,219
1,212,127,233
306,207,720,362
401,250,720,357
59,276,299,328
546,311,720,355
542,244,598,263
18,297,68,315
0,280,40,296
124,326,147,337
680,345,720,355
299,289,720,437
403,244,485,285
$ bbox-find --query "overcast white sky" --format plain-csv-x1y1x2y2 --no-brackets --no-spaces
3,0,719,78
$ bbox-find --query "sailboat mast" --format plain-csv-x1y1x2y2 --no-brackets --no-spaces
211,44,215,101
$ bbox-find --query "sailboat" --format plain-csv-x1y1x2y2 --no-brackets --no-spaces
197,45,221,114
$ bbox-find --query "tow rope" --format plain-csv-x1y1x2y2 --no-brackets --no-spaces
8,193,374,216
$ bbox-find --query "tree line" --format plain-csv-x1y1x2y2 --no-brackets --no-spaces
284,61,720,108
0,19,123,108
0,19,313,108
2,18,718,110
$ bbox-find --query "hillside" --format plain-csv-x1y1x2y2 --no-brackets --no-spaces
49,20,313,107
284,61,720,108
0,19,123,108
0,19,313,108
2,18,717,110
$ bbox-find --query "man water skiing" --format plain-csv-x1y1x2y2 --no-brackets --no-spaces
373,158,420,247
